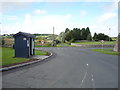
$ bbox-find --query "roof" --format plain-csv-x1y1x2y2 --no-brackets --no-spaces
13,32,35,38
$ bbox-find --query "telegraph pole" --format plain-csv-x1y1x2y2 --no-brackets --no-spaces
53,27,54,40
109,28,111,41
53,27,54,46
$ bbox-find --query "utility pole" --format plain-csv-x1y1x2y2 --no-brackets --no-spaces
0,22,1,35
53,27,54,46
109,28,111,41
53,27,54,40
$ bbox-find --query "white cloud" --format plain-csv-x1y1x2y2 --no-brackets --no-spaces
80,10,87,17
1,2,30,12
34,9,47,15
97,12,117,23
1,0,118,2
90,12,118,37
64,14,71,19
1,14,71,34
24,14,31,25
2,15,18,21
101,1,118,12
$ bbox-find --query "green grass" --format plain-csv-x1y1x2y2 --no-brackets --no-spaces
111,37,117,41
2,48,47,67
63,43,75,47
74,41,116,45
91,49,120,55
35,50,47,55
35,45,52,47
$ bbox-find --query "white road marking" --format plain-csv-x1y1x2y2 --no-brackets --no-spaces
91,74,96,90
86,63,89,66
80,71,87,88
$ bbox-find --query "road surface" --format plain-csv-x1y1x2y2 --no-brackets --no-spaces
2,47,118,88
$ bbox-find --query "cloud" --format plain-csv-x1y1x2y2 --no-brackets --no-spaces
90,12,118,37
1,0,118,2
97,12,117,23
80,10,87,17
2,15,18,21
64,14,71,19
23,14,31,25
1,2,30,12
101,1,118,12
84,0,118,2
1,14,71,34
34,9,47,15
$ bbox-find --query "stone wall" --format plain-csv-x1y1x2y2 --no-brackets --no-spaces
71,43,114,48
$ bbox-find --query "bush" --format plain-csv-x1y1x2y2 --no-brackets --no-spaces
2,39,5,46
70,38,75,43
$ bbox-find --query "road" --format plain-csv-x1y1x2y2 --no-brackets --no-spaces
2,47,118,88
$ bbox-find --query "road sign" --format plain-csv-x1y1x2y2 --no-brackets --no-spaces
41,40,44,45
100,40,104,43
100,40,104,50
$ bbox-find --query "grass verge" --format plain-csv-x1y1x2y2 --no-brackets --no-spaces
35,45,52,47
91,49,120,55
2,48,47,67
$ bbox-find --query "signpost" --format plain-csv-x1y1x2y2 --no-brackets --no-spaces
41,40,44,46
100,40,104,50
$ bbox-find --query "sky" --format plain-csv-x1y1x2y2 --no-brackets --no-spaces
0,0,119,37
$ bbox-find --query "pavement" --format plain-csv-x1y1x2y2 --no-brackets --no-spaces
2,47,118,88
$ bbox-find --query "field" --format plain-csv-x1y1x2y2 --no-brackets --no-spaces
91,49,120,55
2,48,47,67
73,41,116,45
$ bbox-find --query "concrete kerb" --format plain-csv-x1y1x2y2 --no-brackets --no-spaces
0,51,53,72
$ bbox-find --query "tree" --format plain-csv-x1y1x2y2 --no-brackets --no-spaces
65,31,74,41
65,28,70,33
95,33,112,41
64,27,93,41
97,33,105,40
86,27,90,35
81,28,86,40
72,28,81,40
2,38,5,46
57,32,65,43
93,32,98,41
87,33,92,41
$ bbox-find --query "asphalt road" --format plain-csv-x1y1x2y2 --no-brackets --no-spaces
2,47,118,88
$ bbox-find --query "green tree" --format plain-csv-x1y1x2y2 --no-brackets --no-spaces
2,38,5,46
96,33,112,41
81,28,86,40
57,32,65,43
86,27,90,35
65,30,74,41
87,33,92,41
93,32,98,41
65,28,70,33
72,28,81,40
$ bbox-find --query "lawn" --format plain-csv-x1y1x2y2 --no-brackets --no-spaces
73,41,116,45
2,48,47,67
91,49,120,55
35,45,52,47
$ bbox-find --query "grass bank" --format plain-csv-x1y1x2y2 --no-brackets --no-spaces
2,48,47,67
91,49,120,55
